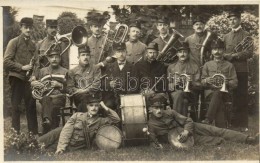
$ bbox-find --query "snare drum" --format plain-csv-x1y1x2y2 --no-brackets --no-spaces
95,125,122,150
120,94,148,143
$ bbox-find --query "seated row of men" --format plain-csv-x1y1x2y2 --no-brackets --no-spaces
37,92,258,154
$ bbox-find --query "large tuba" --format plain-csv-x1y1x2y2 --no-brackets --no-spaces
233,36,254,53
98,24,129,63
156,29,184,63
174,73,191,92
32,74,66,100
43,26,88,58
210,73,228,92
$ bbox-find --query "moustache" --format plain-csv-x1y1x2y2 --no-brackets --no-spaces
51,31,57,35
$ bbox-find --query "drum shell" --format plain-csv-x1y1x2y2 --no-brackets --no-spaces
95,125,122,151
120,94,148,142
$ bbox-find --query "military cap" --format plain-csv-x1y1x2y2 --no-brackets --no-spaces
78,45,90,55
20,17,33,26
46,45,61,56
148,93,167,107
193,16,205,25
129,20,142,29
46,19,58,27
86,11,108,26
157,16,170,24
113,42,126,51
227,11,241,18
85,93,102,104
177,42,189,51
211,38,225,49
147,42,159,51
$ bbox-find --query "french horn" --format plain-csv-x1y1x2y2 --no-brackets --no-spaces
210,73,228,92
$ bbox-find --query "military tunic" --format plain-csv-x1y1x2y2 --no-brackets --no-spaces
125,40,147,64
152,34,171,52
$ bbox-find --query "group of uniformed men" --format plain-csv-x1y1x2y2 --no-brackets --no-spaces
4,9,258,153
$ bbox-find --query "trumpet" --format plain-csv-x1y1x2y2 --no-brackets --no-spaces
156,29,184,63
210,73,228,92
233,36,254,53
174,73,191,92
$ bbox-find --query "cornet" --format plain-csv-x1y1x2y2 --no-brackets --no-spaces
233,36,254,53
174,73,191,92
210,73,228,93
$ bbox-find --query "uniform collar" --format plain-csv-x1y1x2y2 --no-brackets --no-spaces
160,34,169,40
92,34,101,38
232,25,242,32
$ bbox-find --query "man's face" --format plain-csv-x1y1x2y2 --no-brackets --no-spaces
177,49,189,62
229,16,241,29
47,54,61,67
150,106,163,118
90,24,102,35
86,102,100,116
78,53,90,65
47,26,57,37
193,22,205,33
20,25,33,37
114,50,126,62
212,47,224,59
157,23,169,35
146,49,158,62
129,27,140,41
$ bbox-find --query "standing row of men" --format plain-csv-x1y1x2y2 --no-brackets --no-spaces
4,10,252,137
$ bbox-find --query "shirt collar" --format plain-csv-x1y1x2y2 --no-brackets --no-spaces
232,25,242,32
160,34,168,40
92,34,101,38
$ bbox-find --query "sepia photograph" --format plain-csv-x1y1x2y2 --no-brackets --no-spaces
1,0,259,161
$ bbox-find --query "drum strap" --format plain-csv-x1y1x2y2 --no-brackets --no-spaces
82,120,91,149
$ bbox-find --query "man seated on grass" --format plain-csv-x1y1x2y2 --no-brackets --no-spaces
37,93,120,154
147,94,259,149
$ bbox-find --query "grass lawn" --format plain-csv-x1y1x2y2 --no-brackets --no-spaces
4,111,259,161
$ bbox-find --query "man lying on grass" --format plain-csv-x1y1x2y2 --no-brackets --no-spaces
38,93,120,154
147,93,259,149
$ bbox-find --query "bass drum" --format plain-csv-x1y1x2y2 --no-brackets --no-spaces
120,94,148,144
95,125,123,151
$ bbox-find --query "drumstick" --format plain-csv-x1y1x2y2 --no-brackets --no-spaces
150,74,165,91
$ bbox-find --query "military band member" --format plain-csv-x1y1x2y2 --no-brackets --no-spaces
125,20,147,64
4,17,38,134
31,46,68,134
86,12,111,65
147,94,258,149
152,16,171,52
66,46,101,107
201,39,238,128
167,42,200,117
37,93,120,154
223,11,253,131
184,16,208,66
34,19,69,76
135,42,167,95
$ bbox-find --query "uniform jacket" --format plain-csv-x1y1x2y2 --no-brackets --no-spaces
4,34,36,81
167,59,201,91
201,59,238,91
125,40,147,64
223,28,253,72
36,65,68,95
135,58,167,92
184,32,208,66
56,109,120,151
34,36,69,76
66,64,101,95
148,109,194,144
151,34,171,52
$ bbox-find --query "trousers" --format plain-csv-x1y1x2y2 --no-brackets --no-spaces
9,76,38,134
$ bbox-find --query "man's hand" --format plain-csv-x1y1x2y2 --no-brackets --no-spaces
29,76,36,82
74,88,88,95
186,75,192,82
100,101,109,111
151,142,163,149
205,77,214,85
31,80,44,88
110,81,116,88
22,64,32,71
142,88,155,97
223,53,233,61
178,130,189,143
50,81,62,88
55,149,64,155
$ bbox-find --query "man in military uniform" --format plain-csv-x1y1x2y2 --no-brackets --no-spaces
4,17,38,134
152,17,171,52
223,11,253,131
34,19,69,77
135,42,167,95
86,12,111,65
167,42,201,117
37,93,120,154
201,39,238,128
184,16,208,67
31,46,68,134
125,20,147,64
147,94,258,149
66,45,101,107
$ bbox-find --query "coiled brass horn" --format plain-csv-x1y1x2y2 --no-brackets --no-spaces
211,73,228,93
174,73,191,92
233,36,254,53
